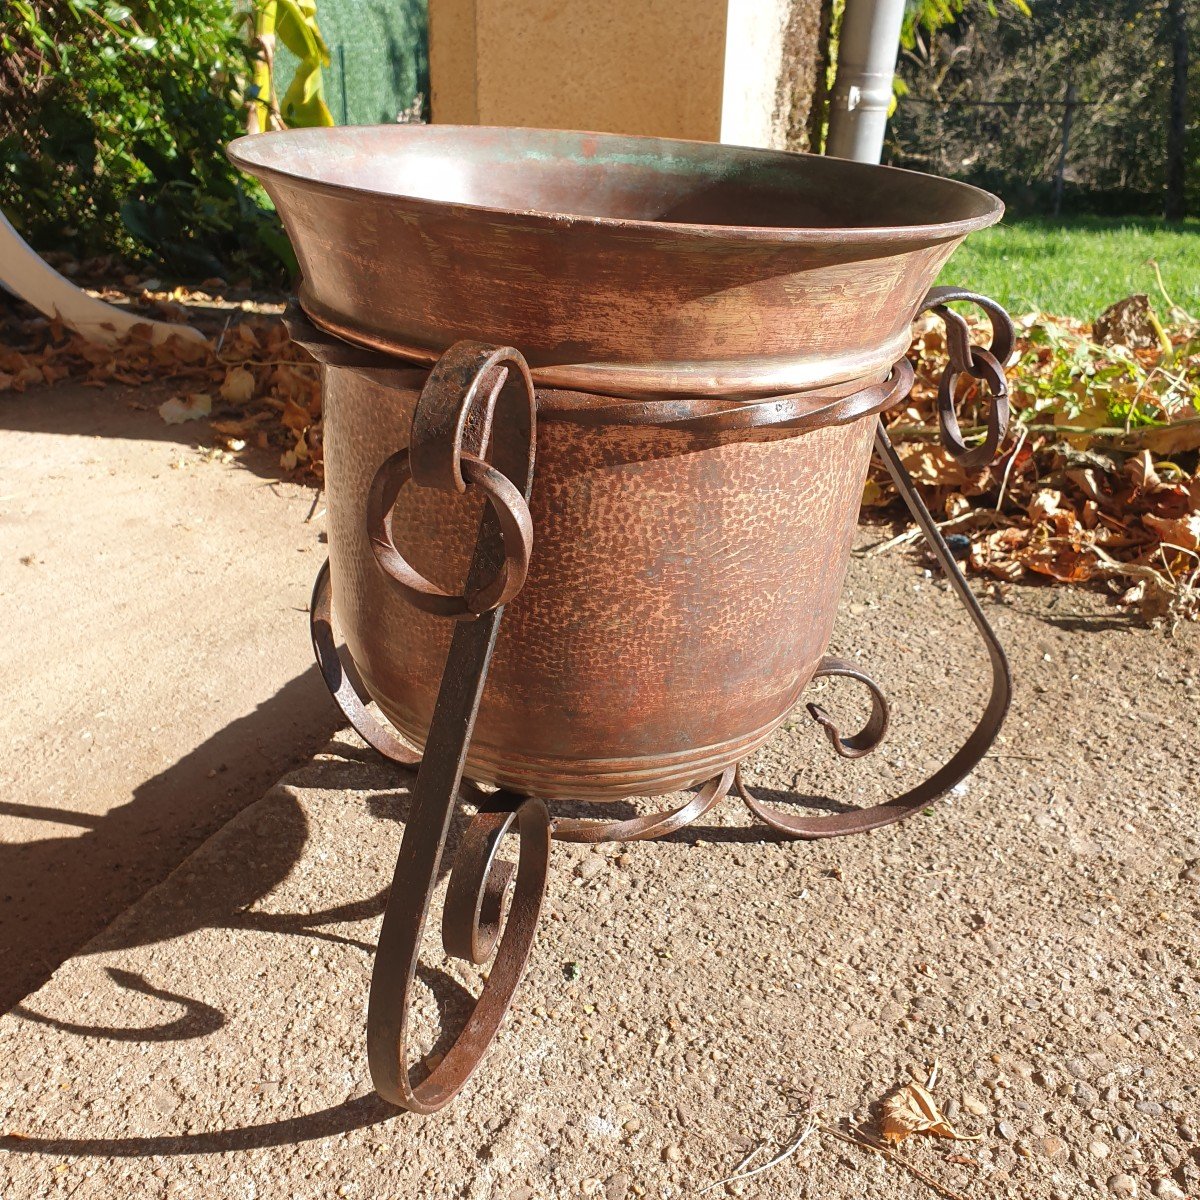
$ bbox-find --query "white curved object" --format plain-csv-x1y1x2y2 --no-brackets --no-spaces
0,211,207,347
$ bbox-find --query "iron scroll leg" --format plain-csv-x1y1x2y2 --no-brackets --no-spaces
735,417,1012,839
308,341,553,1114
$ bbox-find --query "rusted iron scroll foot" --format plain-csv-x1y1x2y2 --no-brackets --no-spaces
310,555,551,1111
339,341,550,1112
365,606,551,1112
736,418,1011,840
550,766,736,844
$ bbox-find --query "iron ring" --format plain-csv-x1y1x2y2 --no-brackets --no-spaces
923,286,1016,368
936,346,1010,470
366,450,534,618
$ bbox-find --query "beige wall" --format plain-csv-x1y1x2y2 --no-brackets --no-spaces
430,0,827,150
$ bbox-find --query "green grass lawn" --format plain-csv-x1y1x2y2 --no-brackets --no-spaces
939,215,1200,322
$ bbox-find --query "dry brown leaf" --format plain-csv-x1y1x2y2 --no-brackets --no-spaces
158,393,213,425
1142,512,1200,552
970,526,1029,580
280,398,312,434
862,478,888,507
211,412,269,436
944,492,971,519
1027,488,1063,521
1128,450,1163,494
227,324,262,356
1022,542,1102,583
898,443,969,488
1093,294,1162,351
271,362,318,403
1065,467,1109,508
878,1080,983,1146
1138,420,1200,456
1118,581,1147,608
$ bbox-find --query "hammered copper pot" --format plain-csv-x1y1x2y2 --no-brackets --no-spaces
226,124,1014,1115
229,125,1003,803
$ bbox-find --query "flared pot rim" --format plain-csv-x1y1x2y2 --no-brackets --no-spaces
228,124,1004,246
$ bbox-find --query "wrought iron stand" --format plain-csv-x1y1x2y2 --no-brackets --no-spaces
301,290,1014,1113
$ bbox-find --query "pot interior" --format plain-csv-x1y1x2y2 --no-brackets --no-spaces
230,125,1000,235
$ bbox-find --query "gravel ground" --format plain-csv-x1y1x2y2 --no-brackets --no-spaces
0,535,1196,1200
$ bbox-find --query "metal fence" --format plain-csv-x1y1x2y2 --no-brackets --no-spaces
886,87,1161,217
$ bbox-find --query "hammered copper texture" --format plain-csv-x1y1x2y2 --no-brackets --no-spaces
324,366,877,801
228,126,1002,399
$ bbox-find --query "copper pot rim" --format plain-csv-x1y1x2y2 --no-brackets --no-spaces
227,124,1003,246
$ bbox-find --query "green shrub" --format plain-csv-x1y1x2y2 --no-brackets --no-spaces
1,0,293,281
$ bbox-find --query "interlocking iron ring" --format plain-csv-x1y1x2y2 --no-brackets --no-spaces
936,346,1010,471
922,285,1015,369
366,449,534,618
409,343,537,497
920,287,1014,470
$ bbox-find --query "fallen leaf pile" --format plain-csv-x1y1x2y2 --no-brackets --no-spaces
0,286,323,478
873,293,1200,624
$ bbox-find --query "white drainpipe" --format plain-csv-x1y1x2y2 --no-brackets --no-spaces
825,0,907,164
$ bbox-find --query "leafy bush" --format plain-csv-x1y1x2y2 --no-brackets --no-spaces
0,0,293,281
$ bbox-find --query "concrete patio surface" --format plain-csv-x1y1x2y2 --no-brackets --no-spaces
1,543,1196,1200
0,382,341,1010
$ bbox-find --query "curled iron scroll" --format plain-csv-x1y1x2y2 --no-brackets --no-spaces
551,766,736,844
804,656,890,760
